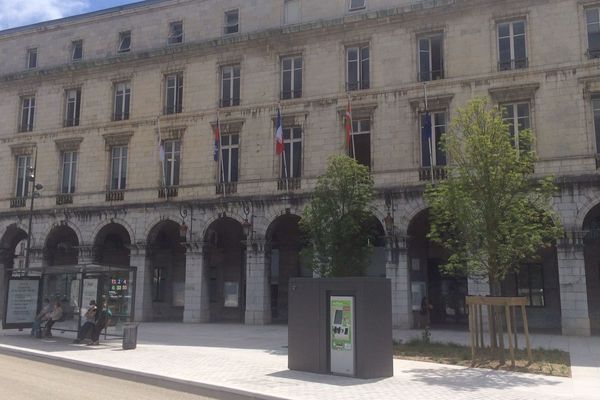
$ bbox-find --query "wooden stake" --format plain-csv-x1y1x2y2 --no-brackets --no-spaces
521,304,533,363
505,304,515,367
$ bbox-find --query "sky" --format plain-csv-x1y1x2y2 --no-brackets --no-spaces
0,0,144,30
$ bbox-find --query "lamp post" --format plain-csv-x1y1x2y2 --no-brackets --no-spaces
24,148,43,276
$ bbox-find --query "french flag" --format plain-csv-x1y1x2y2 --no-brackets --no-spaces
213,117,220,162
275,108,284,155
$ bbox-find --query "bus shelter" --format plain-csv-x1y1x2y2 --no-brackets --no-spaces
2,263,136,338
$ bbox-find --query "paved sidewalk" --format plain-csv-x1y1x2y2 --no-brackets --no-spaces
1,323,599,400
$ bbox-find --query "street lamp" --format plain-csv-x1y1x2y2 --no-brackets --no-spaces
24,148,43,276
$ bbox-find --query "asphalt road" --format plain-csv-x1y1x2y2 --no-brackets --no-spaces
0,353,220,400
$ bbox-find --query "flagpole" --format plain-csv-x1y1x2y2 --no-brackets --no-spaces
157,115,166,189
424,83,434,185
348,94,356,160
218,109,226,196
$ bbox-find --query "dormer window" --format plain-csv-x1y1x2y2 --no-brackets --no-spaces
71,40,83,62
119,31,131,53
168,21,183,45
349,0,365,11
225,9,239,35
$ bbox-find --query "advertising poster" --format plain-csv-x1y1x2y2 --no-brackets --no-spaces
330,295,355,376
224,281,239,307
330,298,353,351
80,279,98,317
3,278,40,329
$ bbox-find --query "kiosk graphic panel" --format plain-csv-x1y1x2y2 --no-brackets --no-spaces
330,295,355,376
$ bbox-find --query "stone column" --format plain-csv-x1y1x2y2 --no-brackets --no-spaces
129,244,153,322
245,239,271,325
557,236,591,336
386,236,412,329
183,243,209,323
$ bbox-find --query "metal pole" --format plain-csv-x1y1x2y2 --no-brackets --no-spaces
424,83,434,184
348,95,356,160
24,147,38,277
218,110,226,196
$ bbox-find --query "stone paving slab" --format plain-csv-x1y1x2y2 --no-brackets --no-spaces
0,323,598,400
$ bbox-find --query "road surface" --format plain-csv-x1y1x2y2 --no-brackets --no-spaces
0,353,220,400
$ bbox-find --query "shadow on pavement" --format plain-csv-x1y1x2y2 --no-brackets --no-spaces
403,367,562,392
268,369,388,387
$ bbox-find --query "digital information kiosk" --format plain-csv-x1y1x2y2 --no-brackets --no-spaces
330,295,355,376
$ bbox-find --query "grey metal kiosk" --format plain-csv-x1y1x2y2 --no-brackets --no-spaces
288,277,393,379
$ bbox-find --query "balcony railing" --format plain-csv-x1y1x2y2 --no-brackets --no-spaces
418,69,445,82
498,58,528,71
277,177,301,191
346,80,370,91
18,124,34,133
56,194,73,205
10,197,26,208
419,166,448,182
158,186,179,199
219,98,241,108
588,48,600,59
64,118,80,127
164,104,182,115
105,190,125,202
113,112,130,121
281,90,302,100
216,182,237,195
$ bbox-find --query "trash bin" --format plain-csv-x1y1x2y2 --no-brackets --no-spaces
122,323,138,350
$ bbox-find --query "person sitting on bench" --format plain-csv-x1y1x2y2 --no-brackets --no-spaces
73,300,97,344
43,301,63,338
88,302,112,346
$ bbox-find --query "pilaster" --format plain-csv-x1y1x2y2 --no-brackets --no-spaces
557,233,591,336
183,242,209,323
386,236,411,329
245,238,271,325
128,243,153,322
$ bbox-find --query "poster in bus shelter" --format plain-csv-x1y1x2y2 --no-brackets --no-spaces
3,278,41,329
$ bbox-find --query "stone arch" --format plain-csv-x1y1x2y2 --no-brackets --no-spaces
200,212,246,243
397,196,428,234
407,208,468,327
582,202,600,335
203,216,246,322
146,218,186,322
265,213,304,323
147,219,186,250
93,222,132,266
0,224,29,270
91,218,135,247
576,195,600,231
44,224,80,266
42,221,84,250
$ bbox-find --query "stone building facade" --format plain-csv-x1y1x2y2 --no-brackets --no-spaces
0,0,599,335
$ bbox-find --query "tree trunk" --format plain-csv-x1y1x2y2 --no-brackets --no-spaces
489,277,505,362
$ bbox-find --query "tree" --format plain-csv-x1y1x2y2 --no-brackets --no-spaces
300,155,375,277
425,98,562,295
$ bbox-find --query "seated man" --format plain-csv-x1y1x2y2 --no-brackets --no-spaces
73,300,97,344
88,303,112,346
31,298,51,338
43,301,64,338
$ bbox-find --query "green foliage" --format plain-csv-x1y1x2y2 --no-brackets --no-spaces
425,98,562,293
300,155,375,277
